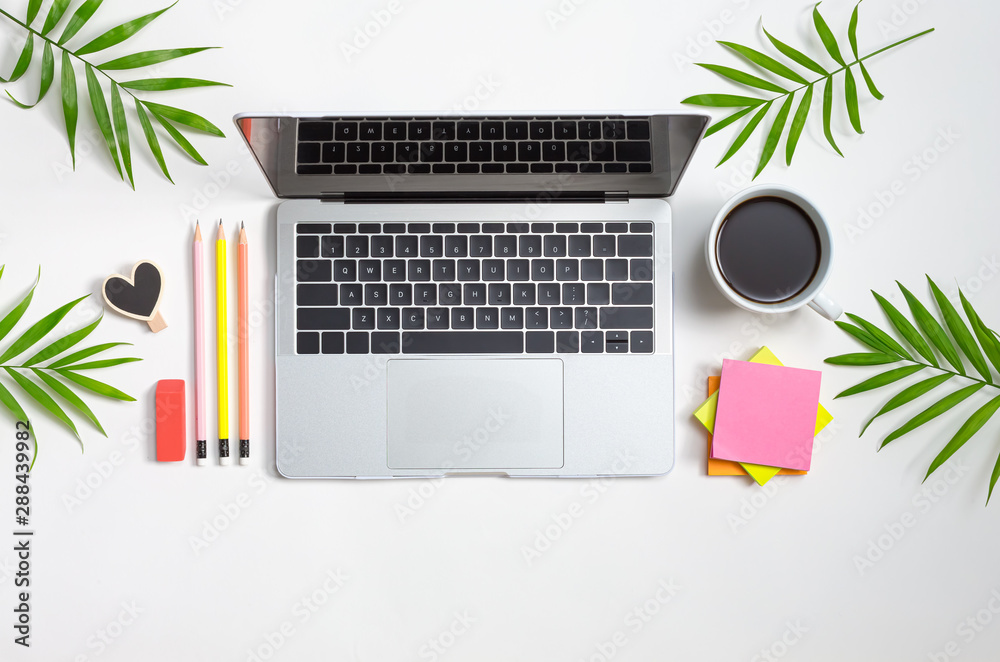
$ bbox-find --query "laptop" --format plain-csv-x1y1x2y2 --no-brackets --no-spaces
235,112,707,478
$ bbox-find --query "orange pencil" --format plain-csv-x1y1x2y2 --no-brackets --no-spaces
238,222,250,465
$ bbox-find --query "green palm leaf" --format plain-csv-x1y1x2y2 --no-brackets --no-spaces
928,277,991,383
85,64,122,179
58,0,104,45
76,2,176,56
717,41,809,84
120,77,231,92
110,84,133,188
48,342,131,368
98,47,218,71
61,357,141,370
33,369,105,436
140,102,224,137
153,114,208,165
26,0,42,24
785,84,812,165
755,94,792,178
6,41,54,109
41,0,72,36
846,313,912,360
0,32,33,83
880,383,986,449
862,373,952,435
762,24,827,75
0,295,87,364
5,368,80,442
848,1,861,59
695,63,787,94
825,352,900,366
821,76,842,156
135,100,172,183
899,281,964,374
812,3,846,66
60,50,78,168
925,395,1000,480
872,291,938,367
858,61,883,100
718,101,771,167
844,67,863,134
23,314,102,366
834,320,896,356
834,364,923,399
989,450,1000,505
704,107,754,138
680,94,766,108
960,291,1000,375
0,269,39,342
0,379,34,468
55,369,135,401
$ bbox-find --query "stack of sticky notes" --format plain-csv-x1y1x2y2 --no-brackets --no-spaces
693,347,832,485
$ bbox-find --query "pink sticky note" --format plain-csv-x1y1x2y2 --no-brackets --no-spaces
710,359,822,471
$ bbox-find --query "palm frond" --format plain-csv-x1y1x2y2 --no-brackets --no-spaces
681,1,934,178
0,1,227,186
827,277,1000,505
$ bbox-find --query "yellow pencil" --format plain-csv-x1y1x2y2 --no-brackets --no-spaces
216,220,230,465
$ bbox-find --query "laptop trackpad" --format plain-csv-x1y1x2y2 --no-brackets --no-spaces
387,359,564,470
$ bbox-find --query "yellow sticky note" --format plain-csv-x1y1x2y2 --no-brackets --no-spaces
694,347,832,484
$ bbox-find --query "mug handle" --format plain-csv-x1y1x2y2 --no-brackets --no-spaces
808,290,843,321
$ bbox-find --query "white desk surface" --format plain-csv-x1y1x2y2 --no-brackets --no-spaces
1,0,998,659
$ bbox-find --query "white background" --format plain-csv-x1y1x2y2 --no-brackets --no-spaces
1,0,999,660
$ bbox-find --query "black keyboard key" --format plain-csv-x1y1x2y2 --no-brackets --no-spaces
550,307,573,329
297,283,337,306
616,141,651,162
458,260,481,282
359,122,382,140
489,283,511,305
526,307,548,329
481,121,504,140
613,282,653,305
578,163,602,173
438,284,461,306
482,260,505,281
384,121,406,140
593,235,616,257
297,235,319,258
519,235,542,257
297,223,331,234
544,235,567,257
297,259,331,282
482,164,504,173
420,142,443,162
408,164,430,174
346,332,368,354
518,141,541,161
339,284,362,305
513,283,536,305
556,331,579,353
433,164,456,173
353,307,375,330
531,163,553,173
408,122,431,140
457,164,479,173
555,222,578,233
369,235,392,257
591,141,615,162
402,331,523,354
346,142,369,162
432,121,456,140
626,120,650,140
562,283,586,305
402,308,424,329
321,332,344,354
542,141,566,162
371,332,401,354
420,235,443,257
298,121,332,141
433,259,456,281
602,120,626,140
383,164,406,174
358,164,380,174
581,330,604,353
476,307,500,329
469,142,492,162
604,163,627,173
506,164,529,174
297,331,319,354
358,260,381,282
396,142,418,162
554,163,578,173
445,143,468,162
364,284,387,306
298,308,349,330
346,236,368,257
631,330,653,353
567,142,589,161
427,308,449,328
568,235,590,257
506,121,528,140
297,164,331,175
556,259,579,281
506,260,529,281
600,307,653,329
494,142,517,162
377,308,401,330
433,222,455,234
389,283,412,305
408,223,430,233
371,143,394,162
457,122,480,140
531,259,554,281
415,284,437,305
630,163,652,173
494,235,516,257
555,121,577,139
537,283,560,304
618,234,654,257
501,307,524,329
587,283,610,305
581,259,603,281
358,223,380,234
605,223,628,233
335,121,358,140
606,259,628,281
470,235,492,257
297,142,320,163
576,307,599,329
463,283,487,305
452,308,475,329
507,223,530,233
630,258,654,281
482,223,505,233
579,121,602,139
445,235,468,257
321,143,344,163
581,222,602,233
526,330,553,353
395,235,418,257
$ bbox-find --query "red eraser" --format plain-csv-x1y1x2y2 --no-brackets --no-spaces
156,380,186,462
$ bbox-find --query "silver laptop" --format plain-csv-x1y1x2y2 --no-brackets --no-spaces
235,112,706,478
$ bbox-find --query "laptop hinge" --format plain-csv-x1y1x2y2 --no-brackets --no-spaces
321,191,624,204
605,191,629,203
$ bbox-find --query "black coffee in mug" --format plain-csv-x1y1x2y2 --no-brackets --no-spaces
715,196,821,304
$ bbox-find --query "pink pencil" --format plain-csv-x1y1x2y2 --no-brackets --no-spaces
194,222,208,465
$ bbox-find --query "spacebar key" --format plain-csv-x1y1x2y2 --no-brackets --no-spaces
402,331,524,354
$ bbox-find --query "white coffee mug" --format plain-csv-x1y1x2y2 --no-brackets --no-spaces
705,184,842,321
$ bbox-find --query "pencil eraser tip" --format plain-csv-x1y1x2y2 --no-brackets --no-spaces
239,457,249,466
155,380,185,462
196,458,207,466
220,456,232,466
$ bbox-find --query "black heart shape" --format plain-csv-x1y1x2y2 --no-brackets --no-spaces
104,262,162,319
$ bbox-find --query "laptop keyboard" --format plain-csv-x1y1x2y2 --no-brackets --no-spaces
295,116,653,176
294,221,655,355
